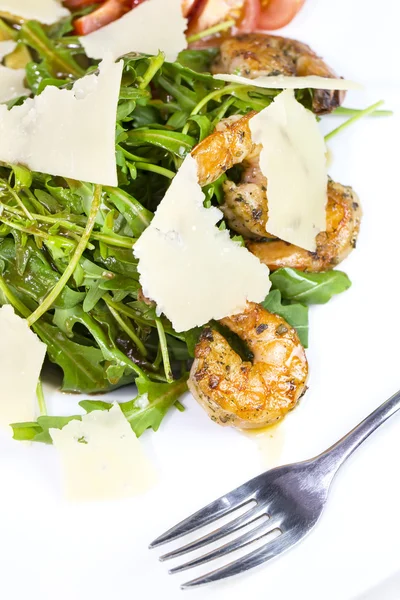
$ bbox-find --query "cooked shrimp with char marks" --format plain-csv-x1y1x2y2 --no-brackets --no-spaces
192,116,362,271
189,302,308,429
193,112,256,187
211,33,346,115
221,144,269,238
247,180,362,272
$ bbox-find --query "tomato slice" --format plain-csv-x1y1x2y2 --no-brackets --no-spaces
182,0,202,18
64,0,104,8
256,0,305,30
238,0,260,31
74,0,133,36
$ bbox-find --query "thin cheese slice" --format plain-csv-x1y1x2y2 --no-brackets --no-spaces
80,0,187,62
0,0,69,24
0,57,122,185
0,305,46,429
249,89,327,252
134,154,271,332
0,65,28,103
0,40,16,60
213,73,361,91
50,404,156,501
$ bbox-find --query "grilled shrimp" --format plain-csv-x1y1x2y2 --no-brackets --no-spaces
211,33,345,114
193,112,255,187
192,115,361,271
221,145,268,238
189,302,308,429
247,180,362,272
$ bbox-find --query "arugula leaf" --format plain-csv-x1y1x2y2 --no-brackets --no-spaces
262,290,309,347
83,376,189,437
270,268,352,305
184,327,204,358
177,48,219,72
25,61,69,95
127,130,196,157
0,239,84,309
105,187,153,236
21,21,84,79
11,376,188,443
34,321,113,394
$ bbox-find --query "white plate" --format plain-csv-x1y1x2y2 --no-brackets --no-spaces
1,1,399,599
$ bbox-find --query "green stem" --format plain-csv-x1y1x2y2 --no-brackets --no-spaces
153,344,163,370
21,21,84,79
191,83,254,116
0,215,78,249
104,297,148,357
104,186,153,230
186,19,235,43
104,297,147,323
331,106,393,117
0,274,29,317
135,163,175,179
181,122,190,136
139,52,165,89
3,181,33,220
1,204,135,248
36,379,47,416
119,147,153,163
155,317,173,383
27,185,102,326
325,100,386,142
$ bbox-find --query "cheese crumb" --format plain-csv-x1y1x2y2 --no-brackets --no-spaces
0,57,122,185
213,73,362,91
0,65,29,103
249,90,327,251
134,154,271,332
0,0,69,24
80,0,187,62
50,404,156,501
0,305,46,429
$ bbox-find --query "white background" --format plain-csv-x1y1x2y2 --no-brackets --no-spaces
0,1,399,599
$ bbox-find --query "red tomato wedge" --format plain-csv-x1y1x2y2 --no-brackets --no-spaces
187,0,304,36
64,0,104,8
73,0,133,36
257,0,305,29
182,0,202,18
240,0,305,31
238,0,259,31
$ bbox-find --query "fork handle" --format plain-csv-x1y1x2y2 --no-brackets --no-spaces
316,388,400,478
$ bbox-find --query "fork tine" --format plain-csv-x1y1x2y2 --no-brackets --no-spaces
149,485,256,549
169,517,281,574
180,530,299,589
159,506,268,561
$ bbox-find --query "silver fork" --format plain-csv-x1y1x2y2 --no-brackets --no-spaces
150,388,400,589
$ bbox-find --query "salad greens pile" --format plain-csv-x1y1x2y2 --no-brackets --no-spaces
0,14,353,442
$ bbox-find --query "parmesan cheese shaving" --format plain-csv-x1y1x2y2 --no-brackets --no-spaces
50,404,156,501
0,65,28,103
213,73,361,91
0,0,69,24
80,0,187,62
0,57,122,185
249,90,327,252
134,154,271,332
0,305,46,429
0,40,16,60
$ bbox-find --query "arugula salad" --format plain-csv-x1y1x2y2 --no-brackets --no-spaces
0,2,390,449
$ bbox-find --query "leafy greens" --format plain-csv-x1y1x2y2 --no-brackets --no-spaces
0,14,353,440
